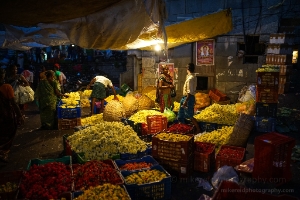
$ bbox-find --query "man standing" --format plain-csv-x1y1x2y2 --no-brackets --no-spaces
177,63,201,133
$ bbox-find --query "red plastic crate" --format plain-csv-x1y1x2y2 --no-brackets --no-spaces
215,145,245,170
155,154,194,178
212,181,298,200
256,72,279,87
152,133,194,162
256,86,279,103
146,115,168,134
194,142,215,172
209,89,227,102
253,132,296,185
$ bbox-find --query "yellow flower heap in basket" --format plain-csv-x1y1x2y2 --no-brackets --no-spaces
156,132,191,142
80,90,92,108
103,100,126,122
60,91,80,108
129,110,163,124
105,94,124,102
122,93,138,118
137,94,154,111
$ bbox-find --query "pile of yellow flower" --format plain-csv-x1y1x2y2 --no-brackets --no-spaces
194,126,233,152
129,110,164,124
194,104,239,125
172,101,180,112
81,114,103,126
68,121,147,161
105,94,124,102
74,183,130,200
125,169,167,185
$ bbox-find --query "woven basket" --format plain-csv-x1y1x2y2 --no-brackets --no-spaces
103,100,126,122
122,93,138,117
138,94,154,110
227,113,254,147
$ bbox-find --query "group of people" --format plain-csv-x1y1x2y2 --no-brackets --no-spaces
157,63,201,133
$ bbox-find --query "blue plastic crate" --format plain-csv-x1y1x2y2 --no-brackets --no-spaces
26,156,72,170
198,121,218,132
57,100,81,119
75,152,120,164
122,165,171,200
114,155,159,172
120,145,151,160
255,117,276,132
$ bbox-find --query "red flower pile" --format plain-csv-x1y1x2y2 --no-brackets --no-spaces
195,142,215,154
166,123,193,134
20,162,72,200
73,160,123,190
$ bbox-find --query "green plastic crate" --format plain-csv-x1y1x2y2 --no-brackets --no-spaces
26,156,72,170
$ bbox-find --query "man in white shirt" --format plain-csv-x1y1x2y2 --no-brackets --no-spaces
87,75,119,115
177,63,201,133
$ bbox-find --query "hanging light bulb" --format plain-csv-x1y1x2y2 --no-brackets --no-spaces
155,44,161,51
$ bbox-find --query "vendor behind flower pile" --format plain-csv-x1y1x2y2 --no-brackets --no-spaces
87,75,118,115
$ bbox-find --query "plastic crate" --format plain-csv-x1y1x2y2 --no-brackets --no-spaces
209,89,227,102
255,103,278,117
165,123,195,134
256,86,279,103
265,54,293,65
255,116,276,132
279,65,292,75
146,115,168,134
155,154,194,178
269,33,294,44
212,180,298,200
120,145,151,160
58,118,81,130
121,118,143,135
266,44,293,55
256,72,279,87
122,165,171,200
198,121,218,132
215,145,245,170
253,132,296,185
194,142,215,172
26,156,72,170
0,170,23,200
72,185,131,200
75,152,120,164
57,100,81,119
152,133,194,162
114,155,159,172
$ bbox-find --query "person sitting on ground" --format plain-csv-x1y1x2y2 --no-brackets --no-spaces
0,69,25,163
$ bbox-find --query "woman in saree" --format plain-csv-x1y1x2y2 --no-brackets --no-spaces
0,69,24,163
157,65,174,113
35,70,67,129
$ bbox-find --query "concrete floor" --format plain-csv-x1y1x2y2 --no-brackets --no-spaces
1,69,300,199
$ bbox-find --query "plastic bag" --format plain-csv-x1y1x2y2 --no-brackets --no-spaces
238,84,256,102
235,158,254,173
18,86,35,104
163,108,176,122
211,165,239,189
195,177,213,191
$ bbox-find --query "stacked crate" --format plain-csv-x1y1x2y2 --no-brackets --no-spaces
57,100,82,130
266,33,294,94
152,133,194,178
